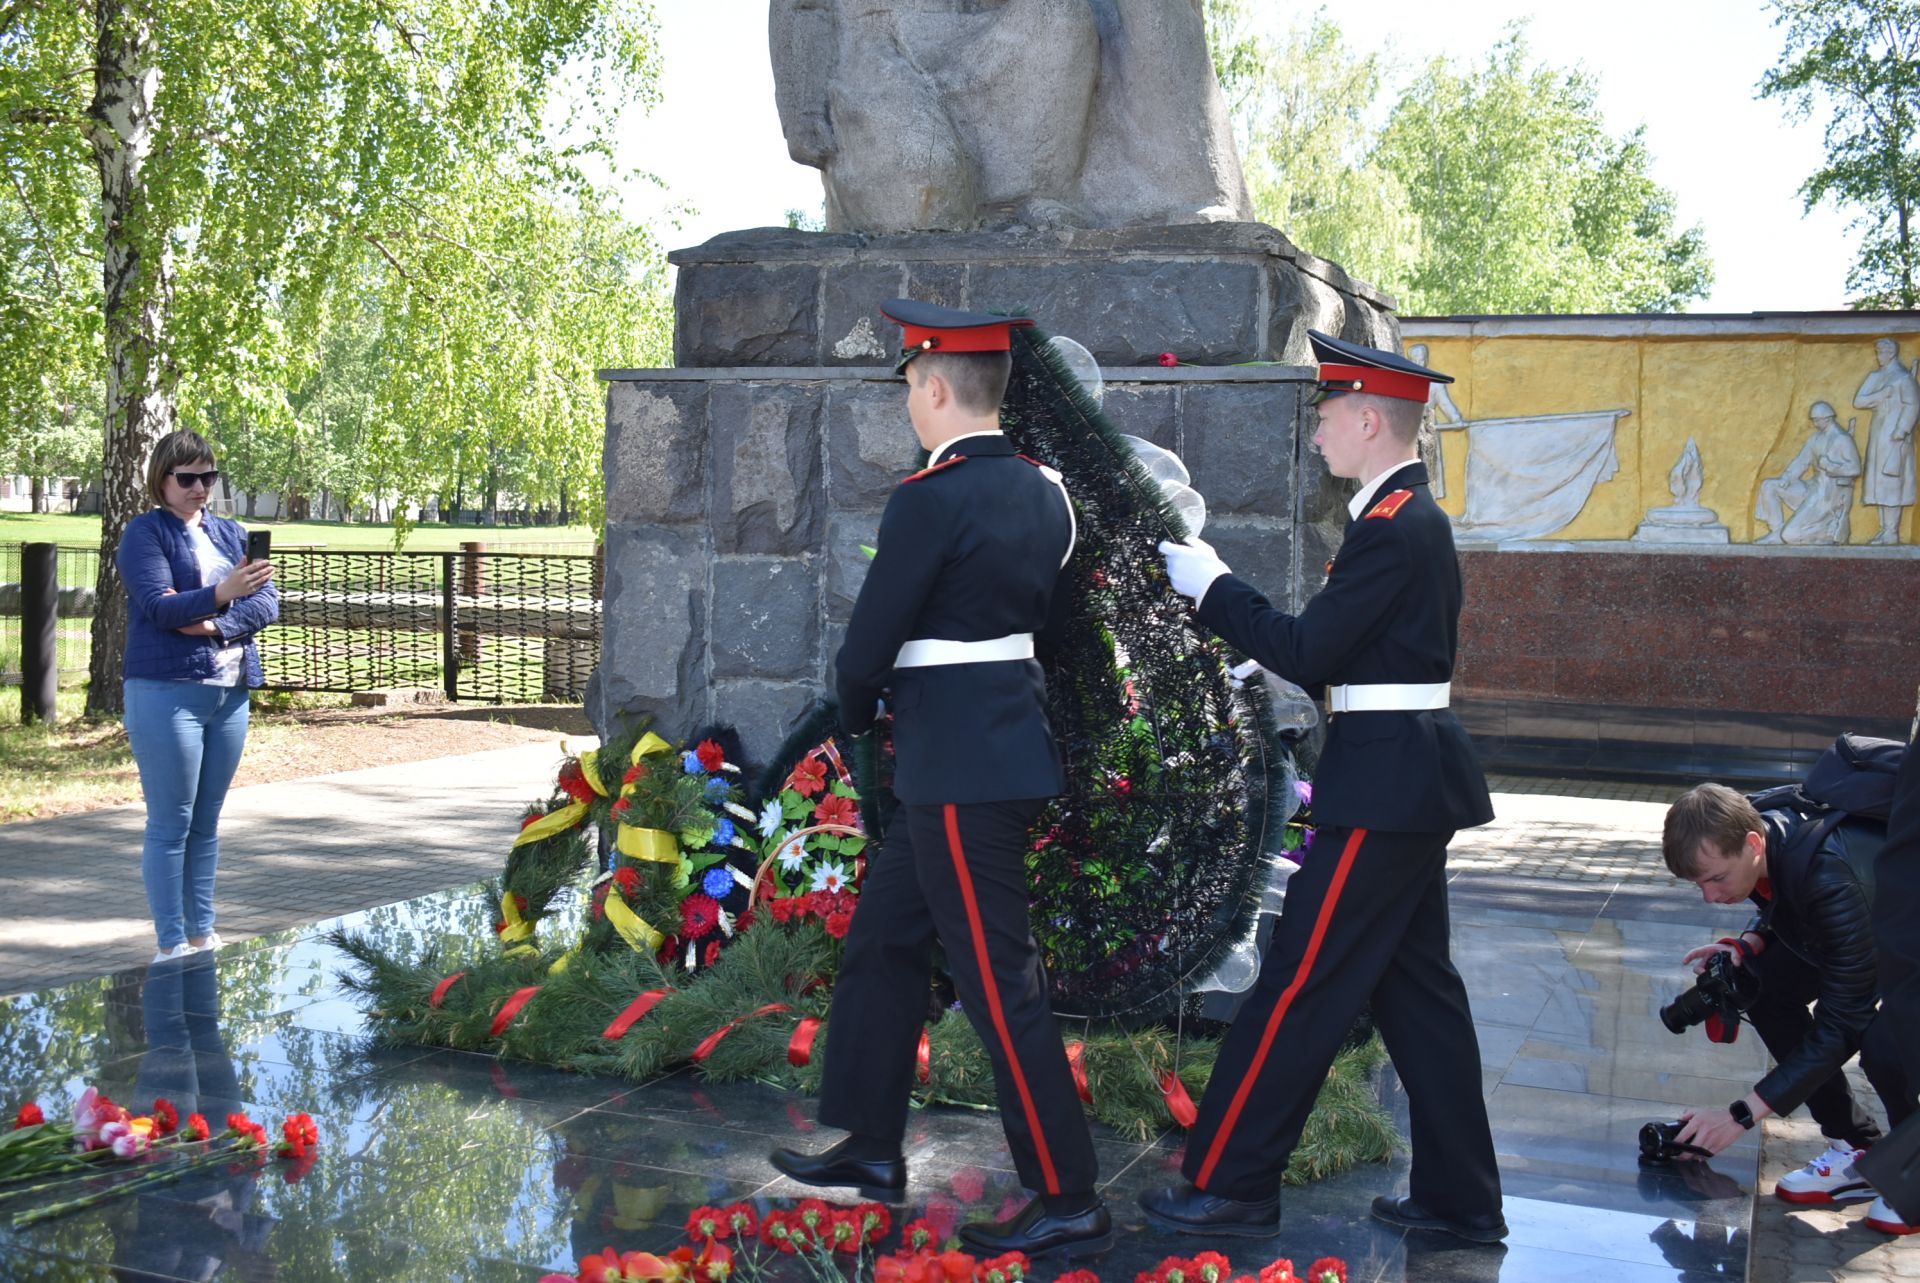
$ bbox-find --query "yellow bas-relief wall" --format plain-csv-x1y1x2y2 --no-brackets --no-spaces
1418,328,1920,544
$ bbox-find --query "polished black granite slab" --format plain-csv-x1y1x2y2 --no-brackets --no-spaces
0,872,1767,1282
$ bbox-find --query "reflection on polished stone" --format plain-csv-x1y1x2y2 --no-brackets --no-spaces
0,876,1773,1281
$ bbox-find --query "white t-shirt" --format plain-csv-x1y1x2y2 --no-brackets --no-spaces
186,522,247,686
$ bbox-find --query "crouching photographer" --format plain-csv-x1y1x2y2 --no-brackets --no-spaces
1661,782,1914,1234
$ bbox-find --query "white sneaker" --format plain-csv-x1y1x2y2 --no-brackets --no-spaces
1775,1140,1873,1204
1866,1190,1912,1229
191,931,224,950
1865,1195,1918,1235
152,943,203,964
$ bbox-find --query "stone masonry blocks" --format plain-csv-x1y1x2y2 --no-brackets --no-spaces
710,556,821,680
1180,383,1302,516
822,263,910,365
597,524,708,735
675,263,820,366
710,382,826,555
968,260,1261,366
825,382,921,510
604,381,710,526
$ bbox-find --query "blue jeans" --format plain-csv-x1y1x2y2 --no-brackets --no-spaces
123,678,250,950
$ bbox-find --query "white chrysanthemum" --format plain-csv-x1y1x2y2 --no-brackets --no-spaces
757,799,783,838
777,838,807,872
810,861,851,895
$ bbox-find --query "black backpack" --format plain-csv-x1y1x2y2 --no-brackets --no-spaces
1749,733,1906,858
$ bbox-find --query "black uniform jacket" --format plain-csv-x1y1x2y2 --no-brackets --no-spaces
1195,460,1494,833
1747,810,1886,1115
834,432,1074,806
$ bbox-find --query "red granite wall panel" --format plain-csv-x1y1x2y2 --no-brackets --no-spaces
1457,550,1919,720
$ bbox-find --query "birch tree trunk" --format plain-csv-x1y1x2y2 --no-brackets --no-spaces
84,0,175,717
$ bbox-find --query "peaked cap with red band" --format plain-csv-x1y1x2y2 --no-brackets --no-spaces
881,298,1034,374
1309,329,1453,404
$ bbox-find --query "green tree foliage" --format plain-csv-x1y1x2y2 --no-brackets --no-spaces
1201,9,1713,315
1,0,668,712
1759,0,1920,308
1377,29,1713,314
1205,0,1421,293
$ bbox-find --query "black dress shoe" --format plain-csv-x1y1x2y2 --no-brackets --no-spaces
957,1196,1114,1259
1370,1194,1507,1243
1139,1183,1281,1237
768,1139,906,1201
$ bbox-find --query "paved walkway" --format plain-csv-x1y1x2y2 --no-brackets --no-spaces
1,761,1910,1279
0,734,592,996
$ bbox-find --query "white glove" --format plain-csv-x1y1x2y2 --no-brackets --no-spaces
1158,537,1230,606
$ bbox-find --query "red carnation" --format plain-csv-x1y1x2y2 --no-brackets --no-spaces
687,1204,723,1241
182,1112,210,1142
1056,1273,1102,1283
696,739,727,772
1159,351,1180,367
612,866,642,896
722,1202,758,1238
768,896,797,924
787,757,828,798
13,1103,43,1129
520,812,542,831
611,796,633,821
826,1207,862,1253
812,792,859,830
981,1251,1031,1282
151,1098,179,1136
734,909,757,933
704,940,723,968
900,1217,941,1252
279,1112,319,1157
1258,1264,1298,1283
559,761,595,803
824,909,854,939
680,894,720,940
1305,1261,1346,1283
1191,1251,1232,1283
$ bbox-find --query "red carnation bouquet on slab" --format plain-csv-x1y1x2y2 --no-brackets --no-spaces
2,1087,321,1227
538,1196,1349,1283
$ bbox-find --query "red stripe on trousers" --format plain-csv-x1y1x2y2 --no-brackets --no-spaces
1196,827,1369,1189
944,804,1062,1195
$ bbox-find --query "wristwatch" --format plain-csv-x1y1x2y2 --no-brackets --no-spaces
1728,1099,1755,1130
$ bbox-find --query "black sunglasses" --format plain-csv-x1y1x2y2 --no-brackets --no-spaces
170,469,220,489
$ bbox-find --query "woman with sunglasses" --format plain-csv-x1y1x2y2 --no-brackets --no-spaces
116,431,279,964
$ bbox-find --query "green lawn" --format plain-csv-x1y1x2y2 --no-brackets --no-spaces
0,512,597,552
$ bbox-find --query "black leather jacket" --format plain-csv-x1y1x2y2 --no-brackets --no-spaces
1746,810,1886,1115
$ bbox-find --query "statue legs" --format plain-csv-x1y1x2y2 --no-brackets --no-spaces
1870,505,1907,546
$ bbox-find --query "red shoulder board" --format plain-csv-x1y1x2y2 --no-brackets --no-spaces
902,457,966,484
1364,489,1414,520
1017,453,1046,467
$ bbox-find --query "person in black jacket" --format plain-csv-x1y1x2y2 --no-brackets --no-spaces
1663,783,1914,1233
769,300,1108,1260
1145,333,1503,1243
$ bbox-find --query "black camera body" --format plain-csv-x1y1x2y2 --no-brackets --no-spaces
1660,950,1761,1035
1639,1120,1713,1167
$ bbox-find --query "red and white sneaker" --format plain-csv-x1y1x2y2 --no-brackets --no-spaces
1775,1140,1873,1204
1865,1196,1918,1235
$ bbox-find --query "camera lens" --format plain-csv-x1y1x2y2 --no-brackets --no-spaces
1660,985,1712,1034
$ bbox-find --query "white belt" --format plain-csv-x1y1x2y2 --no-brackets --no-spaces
1327,681,1450,714
895,634,1035,668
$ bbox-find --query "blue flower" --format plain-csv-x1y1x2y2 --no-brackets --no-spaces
703,867,734,899
703,776,731,802
714,817,736,846
682,751,704,775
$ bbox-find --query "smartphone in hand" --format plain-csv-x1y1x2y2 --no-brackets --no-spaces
246,529,271,564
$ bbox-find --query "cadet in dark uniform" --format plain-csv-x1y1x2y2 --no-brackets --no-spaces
1143,333,1505,1242
770,299,1110,1259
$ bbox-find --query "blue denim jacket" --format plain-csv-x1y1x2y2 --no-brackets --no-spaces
117,508,280,686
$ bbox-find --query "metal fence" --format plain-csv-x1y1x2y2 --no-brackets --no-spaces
1,542,600,704
266,548,601,702
0,544,99,687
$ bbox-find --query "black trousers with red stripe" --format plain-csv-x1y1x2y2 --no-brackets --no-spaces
1184,826,1501,1216
817,798,1099,1197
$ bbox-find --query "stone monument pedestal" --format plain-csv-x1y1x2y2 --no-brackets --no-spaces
590,224,1400,748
